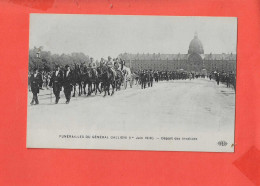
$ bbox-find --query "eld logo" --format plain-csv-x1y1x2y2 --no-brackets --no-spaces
218,140,228,146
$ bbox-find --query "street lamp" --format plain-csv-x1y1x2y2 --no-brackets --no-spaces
36,51,40,58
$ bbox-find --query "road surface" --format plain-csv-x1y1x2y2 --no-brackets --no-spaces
27,78,235,134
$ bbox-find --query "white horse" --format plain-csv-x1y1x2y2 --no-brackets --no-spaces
121,65,134,89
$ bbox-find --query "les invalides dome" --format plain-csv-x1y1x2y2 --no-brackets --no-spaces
188,32,204,54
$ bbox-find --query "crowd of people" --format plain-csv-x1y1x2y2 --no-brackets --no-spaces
29,56,129,105
28,56,236,105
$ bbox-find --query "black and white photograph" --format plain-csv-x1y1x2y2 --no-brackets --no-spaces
27,14,237,152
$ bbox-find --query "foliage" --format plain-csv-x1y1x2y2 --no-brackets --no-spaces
28,47,90,72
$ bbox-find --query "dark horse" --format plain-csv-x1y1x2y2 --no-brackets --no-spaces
115,69,124,91
72,64,83,97
85,68,102,96
99,65,116,97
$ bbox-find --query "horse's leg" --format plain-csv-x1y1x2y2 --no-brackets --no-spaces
83,81,87,95
98,82,102,93
93,82,96,95
90,83,93,93
72,85,75,97
107,83,110,96
110,81,115,96
80,82,83,95
77,83,80,96
100,82,102,92
95,82,99,95
115,80,118,91
87,82,91,96
93,81,97,92
103,82,107,97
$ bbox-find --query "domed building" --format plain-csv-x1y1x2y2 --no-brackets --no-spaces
188,32,204,55
187,33,204,72
118,33,236,74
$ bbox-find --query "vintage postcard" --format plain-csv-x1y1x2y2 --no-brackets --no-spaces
27,14,237,152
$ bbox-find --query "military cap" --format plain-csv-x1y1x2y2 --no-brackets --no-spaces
65,64,70,68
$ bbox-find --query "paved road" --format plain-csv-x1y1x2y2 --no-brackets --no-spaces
28,78,235,133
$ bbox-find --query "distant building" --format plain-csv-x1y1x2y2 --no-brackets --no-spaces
118,33,236,74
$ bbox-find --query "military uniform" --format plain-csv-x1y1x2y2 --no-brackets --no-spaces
216,73,220,85
99,58,105,67
89,61,96,68
114,61,119,70
89,58,97,77
106,57,116,78
29,70,41,105
50,66,63,104
63,65,73,104
106,59,114,68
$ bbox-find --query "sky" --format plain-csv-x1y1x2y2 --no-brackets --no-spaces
29,14,237,60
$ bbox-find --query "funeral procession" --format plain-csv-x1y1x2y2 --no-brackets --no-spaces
27,15,237,152
28,33,236,106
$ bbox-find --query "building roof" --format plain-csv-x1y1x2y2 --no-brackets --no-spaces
118,53,236,61
204,53,236,60
188,32,204,54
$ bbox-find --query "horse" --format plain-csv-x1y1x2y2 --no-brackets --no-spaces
115,69,124,91
99,65,116,97
85,68,102,96
71,64,83,97
120,61,133,89
79,65,88,95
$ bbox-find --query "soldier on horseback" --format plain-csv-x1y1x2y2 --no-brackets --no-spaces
114,58,120,70
100,58,105,67
106,56,116,79
88,57,97,75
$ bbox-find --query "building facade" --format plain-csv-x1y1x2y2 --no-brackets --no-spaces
118,33,236,74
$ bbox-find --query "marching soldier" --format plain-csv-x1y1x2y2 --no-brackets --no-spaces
63,65,73,104
226,72,231,88
216,72,220,85
29,68,41,105
149,69,154,87
50,65,63,104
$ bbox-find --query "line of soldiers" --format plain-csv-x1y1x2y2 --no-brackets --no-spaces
29,58,236,105
212,71,236,90
134,70,192,83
